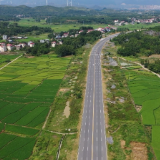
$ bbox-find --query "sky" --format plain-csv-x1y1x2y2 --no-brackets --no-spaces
1,0,160,7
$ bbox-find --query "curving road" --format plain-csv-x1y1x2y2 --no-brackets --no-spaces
78,34,119,160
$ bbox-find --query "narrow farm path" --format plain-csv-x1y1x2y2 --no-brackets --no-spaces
42,109,51,129
0,54,22,71
45,130,77,135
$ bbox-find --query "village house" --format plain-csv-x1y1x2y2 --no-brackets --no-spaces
15,45,22,50
51,41,56,47
55,35,62,39
0,43,7,52
96,28,105,33
114,20,119,23
3,35,7,40
62,32,69,38
79,30,84,34
87,29,94,33
59,41,63,45
7,44,15,51
45,39,50,43
105,27,111,32
28,41,33,46
19,43,26,48
28,41,35,47
29,42,35,47
40,40,45,43
17,36,23,39
75,34,79,37
8,40,13,43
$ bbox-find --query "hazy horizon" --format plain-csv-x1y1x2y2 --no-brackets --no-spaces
1,0,160,7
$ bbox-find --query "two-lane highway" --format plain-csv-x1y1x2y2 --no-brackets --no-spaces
78,34,119,160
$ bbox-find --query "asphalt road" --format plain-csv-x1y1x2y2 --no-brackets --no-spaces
78,34,119,160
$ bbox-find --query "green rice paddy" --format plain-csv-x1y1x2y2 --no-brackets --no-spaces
124,67,160,158
0,54,21,68
0,54,71,159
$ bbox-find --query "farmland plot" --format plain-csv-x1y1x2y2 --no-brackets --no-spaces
0,54,71,159
0,54,21,68
124,68,160,158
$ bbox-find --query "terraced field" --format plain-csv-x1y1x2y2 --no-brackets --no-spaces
0,54,71,159
125,68,160,159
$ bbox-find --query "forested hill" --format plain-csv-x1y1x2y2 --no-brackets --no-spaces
0,5,148,23
0,5,98,17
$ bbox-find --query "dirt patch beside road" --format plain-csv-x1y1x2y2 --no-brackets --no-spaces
59,88,70,93
130,142,148,160
64,101,70,118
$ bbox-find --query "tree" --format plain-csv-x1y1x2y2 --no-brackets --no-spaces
55,45,75,57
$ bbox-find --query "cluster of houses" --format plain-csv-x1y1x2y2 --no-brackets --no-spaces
55,27,113,39
0,41,35,52
114,18,157,26
0,27,113,52
0,40,63,52
131,18,156,24
2,35,28,41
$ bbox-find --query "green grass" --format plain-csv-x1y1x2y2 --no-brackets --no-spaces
27,108,50,127
118,23,160,31
5,125,39,136
29,131,62,160
0,133,17,149
15,18,109,33
124,65,160,158
0,104,24,120
0,136,36,159
17,18,160,33
0,54,20,66
17,33,49,43
104,61,149,159
0,123,4,132
16,107,48,126
152,126,160,160
0,54,71,158
2,110,29,124
5,139,36,160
